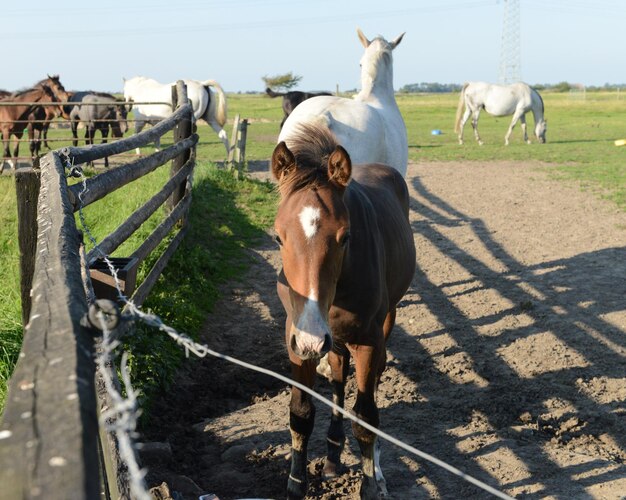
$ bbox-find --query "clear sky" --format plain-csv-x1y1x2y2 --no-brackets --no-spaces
4,0,625,93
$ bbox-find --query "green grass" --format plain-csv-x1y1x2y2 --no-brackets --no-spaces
2,90,626,413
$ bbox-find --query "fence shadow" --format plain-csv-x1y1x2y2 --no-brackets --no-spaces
377,174,626,497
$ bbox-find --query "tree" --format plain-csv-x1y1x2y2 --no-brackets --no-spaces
262,72,302,92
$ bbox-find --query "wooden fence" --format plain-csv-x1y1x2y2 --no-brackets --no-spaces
0,80,197,499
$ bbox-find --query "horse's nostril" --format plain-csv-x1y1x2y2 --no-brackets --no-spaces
290,333,298,354
321,334,332,354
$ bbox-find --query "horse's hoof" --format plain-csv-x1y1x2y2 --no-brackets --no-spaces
359,481,383,500
478,141,484,146
323,458,341,479
287,474,307,499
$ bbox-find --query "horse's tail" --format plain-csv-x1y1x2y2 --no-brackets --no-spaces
201,79,228,127
454,82,469,134
266,87,285,98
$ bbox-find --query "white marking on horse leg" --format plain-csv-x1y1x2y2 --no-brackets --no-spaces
316,353,332,380
298,206,321,239
374,438,388,496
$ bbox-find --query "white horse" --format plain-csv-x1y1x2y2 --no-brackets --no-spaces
278,28,408,177
122,76,229,154
455,81,547,145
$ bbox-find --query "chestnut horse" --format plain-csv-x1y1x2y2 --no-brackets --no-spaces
272,124,416,499
0,85,59,170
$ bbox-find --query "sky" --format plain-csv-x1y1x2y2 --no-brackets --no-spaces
3,0,626,94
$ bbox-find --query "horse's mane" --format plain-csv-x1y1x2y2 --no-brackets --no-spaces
532,86,545,114
279,123,340,197
12,87,45,98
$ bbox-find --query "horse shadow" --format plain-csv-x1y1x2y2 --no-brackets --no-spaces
375,175,626,497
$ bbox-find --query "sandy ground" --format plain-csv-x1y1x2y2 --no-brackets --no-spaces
142,160,626,499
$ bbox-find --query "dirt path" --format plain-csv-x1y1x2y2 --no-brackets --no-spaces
143,161,626,499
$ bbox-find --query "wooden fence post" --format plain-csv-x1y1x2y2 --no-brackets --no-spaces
15,170,41,326
227,115,248,178
169,81,192,211
227,114,241,168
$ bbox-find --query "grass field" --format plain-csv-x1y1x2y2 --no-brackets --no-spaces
1,90,625,413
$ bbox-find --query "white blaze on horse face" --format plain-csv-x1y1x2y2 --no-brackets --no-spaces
298,206,321,240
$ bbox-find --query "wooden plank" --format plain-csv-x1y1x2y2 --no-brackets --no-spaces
14,170,41,326
0,153,99,499
130,225,188,307
169,81,193,211
129,192,192,264
60,102,192,165
85,159,194,263
67,134,197,211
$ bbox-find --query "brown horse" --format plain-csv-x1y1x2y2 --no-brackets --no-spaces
271,124,416,499
33,75,71,149
0,85,59,170
266,87,332,129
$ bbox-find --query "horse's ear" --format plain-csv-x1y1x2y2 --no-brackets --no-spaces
271,142,296,181
390,32,405,49
356,28,370,48
327,145,352,188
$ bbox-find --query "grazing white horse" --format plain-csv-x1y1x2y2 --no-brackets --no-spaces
278,28,408,177
455,81,547,145
122,76,229,154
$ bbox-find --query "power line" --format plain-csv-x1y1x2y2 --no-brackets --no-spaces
0,1,496,40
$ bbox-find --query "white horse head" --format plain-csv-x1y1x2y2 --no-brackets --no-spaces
535,118,547,143
356,29,404,99
279,28,408,176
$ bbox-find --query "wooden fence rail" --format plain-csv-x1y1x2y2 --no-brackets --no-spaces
0,80,196,499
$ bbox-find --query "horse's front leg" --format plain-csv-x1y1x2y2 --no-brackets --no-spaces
323,346,350,478
505,112,522,145
287,326,318,499
519,114,530,144
11,133,21,170
43,120,51,149
351,341,387,499
1,130,10,171
134,119,146,155
100,125,110,168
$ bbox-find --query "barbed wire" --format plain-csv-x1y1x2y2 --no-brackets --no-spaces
68,155,514,500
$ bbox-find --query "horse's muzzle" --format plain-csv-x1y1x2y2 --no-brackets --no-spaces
289,330,332,360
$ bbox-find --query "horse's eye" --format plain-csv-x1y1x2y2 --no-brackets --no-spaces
275,234,283,246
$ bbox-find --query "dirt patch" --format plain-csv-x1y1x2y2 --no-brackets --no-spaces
142,160,626,499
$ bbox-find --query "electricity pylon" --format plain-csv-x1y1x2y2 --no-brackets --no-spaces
498,0,521,84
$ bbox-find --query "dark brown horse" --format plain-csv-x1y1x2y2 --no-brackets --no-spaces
33,75,71,149
271,124,416,499
266,87,332,129
0,85,59,170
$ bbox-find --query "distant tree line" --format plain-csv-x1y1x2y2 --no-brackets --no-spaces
399,82,463,93
400,81,626,93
